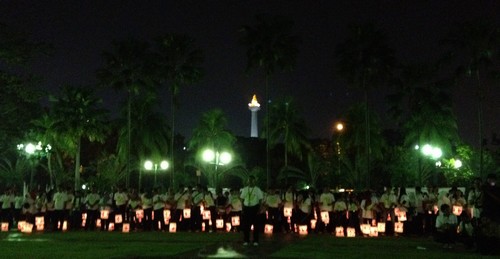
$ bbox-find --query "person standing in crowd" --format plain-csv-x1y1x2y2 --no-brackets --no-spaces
52,187,68,231
333,193,347,230
380,187,397,235
229,188,242,232
85,188,100,231
14,189,25,225
202,187,216,232
410,186,427,235
282,185,295,233
152,188,166,231
467,178,482,220
295,191,312,231
435,204,458,249
318,187,335,233
240,175,264,246
215,187,228,229
0,188,15,227
191,185,204,232
114,186,129,230
141,189,153,231
263,187,282,234
127,189,142,231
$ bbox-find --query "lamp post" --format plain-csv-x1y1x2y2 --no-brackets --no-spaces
17,141,51,191
417,144,442,185
143,160,169,187
202,149,232,188
335,122,344,178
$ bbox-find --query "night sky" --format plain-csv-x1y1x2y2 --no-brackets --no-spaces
2,0,499,146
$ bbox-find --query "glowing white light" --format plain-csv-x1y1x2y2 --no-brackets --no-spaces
25,143,36,154
144,160,153,170
431,147,442,160
421,144,432,156
219,152,232,165
454,159,462,169
202,150,215,162
160,160,169,170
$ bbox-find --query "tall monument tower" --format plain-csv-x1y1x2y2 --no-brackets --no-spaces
248,94,261,138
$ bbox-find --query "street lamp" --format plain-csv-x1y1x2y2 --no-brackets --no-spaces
202,149,232,188
417,144,442,185
17,141,52,190
143,160,169,187
335,122,344,178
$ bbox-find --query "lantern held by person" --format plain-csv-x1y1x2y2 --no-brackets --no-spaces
183,208,191,219
216,219,224,229
115,214,123,224
370,226,378,237
347,227,356,237
122,223,130,233
298,225,308,235
321,211,330,224
231,216,240,226
360,224,370,235
264,224,273,234
395,222,404,233
1,222,9,232
335,227,345,237
169,222,177,233
100,209,110,219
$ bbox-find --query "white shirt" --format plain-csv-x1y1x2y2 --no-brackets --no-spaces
53,191,68,210
0,194,15,209
435,213,458,229
240,186,263,207
114,192,129,206
319,192,335,211
265,193,281,208
85,193,101,210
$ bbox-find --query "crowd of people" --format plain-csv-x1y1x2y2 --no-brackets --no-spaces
0,174,498,254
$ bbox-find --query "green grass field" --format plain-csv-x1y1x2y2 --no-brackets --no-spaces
0,230,491,258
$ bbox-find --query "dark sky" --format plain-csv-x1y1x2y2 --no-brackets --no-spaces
2,0,499,146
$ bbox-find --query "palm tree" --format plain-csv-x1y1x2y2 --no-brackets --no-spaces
442,19,499,178
240,14,300,188
187,109,236,188
263,96,310,186
97,39,155,188
335,23,395,188
343,103,387,189
114,92,170,188
154,33,204,188
50,85,109,191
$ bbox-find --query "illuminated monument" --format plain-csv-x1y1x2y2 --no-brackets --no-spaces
248,94,261,138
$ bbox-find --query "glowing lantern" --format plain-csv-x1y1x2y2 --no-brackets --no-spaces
202,222,206,232
96,219,101,228
202,210,211,220
299,225,308,235
231,216,240,226
21,223,33,233
347,227,356,237
321,211,330,224
36,223,44,231
395,222,404,233
216,219,224,229
1,222,9,232
226,223,232,232
264,224,273,234
115,214,123,224
397,211,407,222
452,205,463,216
183,208,191,219
18,221,26,231
108,222,115,231
294,224,297,233
371,219,377,226
164,218,169,225
209,220,212,226
169,222,177,232
61,221,68,231
122,223,130,233
158,221,162,230
360,224,370,235
82,213,87,221
287,217,291,224
377,222,386,233
310,219,317,229
284,206,293,217
386,213,392,221
100,209,110,219
35,216,44,225
136,209,144,220
163,209,171,220
335,227,344,237
370,226,378,237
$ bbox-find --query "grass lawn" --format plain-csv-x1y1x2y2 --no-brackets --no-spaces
0,230,491,258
